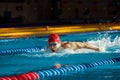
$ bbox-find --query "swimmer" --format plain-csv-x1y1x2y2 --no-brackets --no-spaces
53,63,62,68
47,33,104,53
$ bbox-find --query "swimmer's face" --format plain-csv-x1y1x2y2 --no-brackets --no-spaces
48,42,61,52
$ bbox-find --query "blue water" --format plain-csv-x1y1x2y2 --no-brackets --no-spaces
0,30,120,80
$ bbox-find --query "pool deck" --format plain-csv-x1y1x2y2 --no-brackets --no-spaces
0,22,120,38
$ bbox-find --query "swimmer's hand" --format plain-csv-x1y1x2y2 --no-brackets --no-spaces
98,47,105,52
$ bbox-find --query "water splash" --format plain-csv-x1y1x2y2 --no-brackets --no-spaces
18,35,120,58
88,36,120,53
90,36,120,47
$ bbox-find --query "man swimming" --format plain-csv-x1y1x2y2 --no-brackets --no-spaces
47,33,104,53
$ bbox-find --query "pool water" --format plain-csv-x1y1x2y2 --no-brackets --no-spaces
0,30,120,80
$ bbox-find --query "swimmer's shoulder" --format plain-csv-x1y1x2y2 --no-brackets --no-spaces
61,42,74,49
61,42,69,48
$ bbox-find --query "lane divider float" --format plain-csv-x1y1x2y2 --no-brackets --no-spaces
0,57,120,80
0,46,46,55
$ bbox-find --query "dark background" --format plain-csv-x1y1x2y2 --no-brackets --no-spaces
0,0,119,26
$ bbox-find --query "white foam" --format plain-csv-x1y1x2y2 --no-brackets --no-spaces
88,36,120,47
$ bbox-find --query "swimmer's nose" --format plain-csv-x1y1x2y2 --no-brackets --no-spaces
51,46,54,49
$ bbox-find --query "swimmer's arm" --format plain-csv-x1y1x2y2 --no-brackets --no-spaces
76,42,100,51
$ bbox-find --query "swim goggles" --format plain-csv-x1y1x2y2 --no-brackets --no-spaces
49,42,58,46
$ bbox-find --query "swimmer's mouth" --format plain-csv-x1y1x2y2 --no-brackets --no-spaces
52,49,56,52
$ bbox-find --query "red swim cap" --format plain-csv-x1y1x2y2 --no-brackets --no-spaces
48,33,60,43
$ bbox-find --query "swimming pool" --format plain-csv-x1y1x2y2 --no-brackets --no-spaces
0,30,120,80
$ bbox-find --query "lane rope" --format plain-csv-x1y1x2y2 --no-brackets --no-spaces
37,57,120,79
0,57,120,80
0,46,46,55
